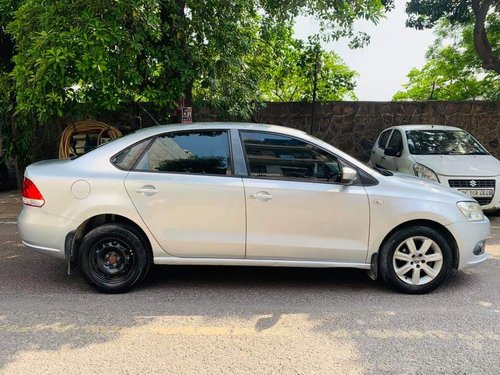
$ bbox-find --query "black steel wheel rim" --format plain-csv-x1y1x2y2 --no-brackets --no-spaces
89,238,136,285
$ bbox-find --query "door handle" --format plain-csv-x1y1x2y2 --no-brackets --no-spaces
250,191,273,201
135,185,158,196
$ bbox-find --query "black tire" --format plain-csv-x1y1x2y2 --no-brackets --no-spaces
379,226,453,294
79,224,151,293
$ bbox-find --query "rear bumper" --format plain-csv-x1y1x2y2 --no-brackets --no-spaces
21,240,64,258
18,207,72,259
445,219,490,270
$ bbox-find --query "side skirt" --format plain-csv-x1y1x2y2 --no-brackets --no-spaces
153,257,371,269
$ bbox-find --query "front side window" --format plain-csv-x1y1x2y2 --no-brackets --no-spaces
378,130,392,149
387,130,403,154
241,131,341,183
406,130,488,155
135,130,231,175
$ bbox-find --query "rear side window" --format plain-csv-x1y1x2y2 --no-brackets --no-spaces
134,130,232,175
241,131,342,183
111,139,152,170
377,130,392,149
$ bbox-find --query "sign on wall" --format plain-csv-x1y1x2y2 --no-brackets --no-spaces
181,107,193,124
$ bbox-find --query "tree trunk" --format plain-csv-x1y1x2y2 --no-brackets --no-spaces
310,46,321,135
471,0,500,74
175,81,194,123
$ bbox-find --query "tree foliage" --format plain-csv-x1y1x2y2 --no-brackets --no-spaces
2,0,392,123
393,18,500,101
253,24,357,102
405,0,500,74
8,0,161,121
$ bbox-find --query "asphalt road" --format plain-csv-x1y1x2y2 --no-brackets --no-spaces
0,190,499,375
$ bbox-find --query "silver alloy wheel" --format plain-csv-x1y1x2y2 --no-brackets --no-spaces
392,236,444,286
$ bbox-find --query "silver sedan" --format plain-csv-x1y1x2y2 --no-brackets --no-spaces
18,123,489,293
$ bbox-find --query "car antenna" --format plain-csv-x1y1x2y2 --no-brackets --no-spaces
137,102,161,127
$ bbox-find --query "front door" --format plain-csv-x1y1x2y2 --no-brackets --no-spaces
240,131,370,263
125,129,246,258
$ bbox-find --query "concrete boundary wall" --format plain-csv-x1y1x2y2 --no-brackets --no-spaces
243,101,500,161
26,101,500,161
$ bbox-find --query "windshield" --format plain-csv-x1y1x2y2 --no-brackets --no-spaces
406,130,488,155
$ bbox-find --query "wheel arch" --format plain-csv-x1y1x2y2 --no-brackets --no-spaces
66,213,153,272
377,219,459,270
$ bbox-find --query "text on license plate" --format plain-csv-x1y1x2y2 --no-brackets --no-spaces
457,189,494,197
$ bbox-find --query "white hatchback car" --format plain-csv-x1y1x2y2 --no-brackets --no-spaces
18,123,489,294
371,125,500,211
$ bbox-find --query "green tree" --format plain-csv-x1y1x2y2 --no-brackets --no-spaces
6,0,392,124
254,24,357,102
405,0,500,74
8,0,162,121
393,19,500,100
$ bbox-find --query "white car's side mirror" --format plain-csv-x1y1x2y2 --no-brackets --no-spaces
341,167,358,185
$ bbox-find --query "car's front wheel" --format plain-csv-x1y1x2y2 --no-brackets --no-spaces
380,226,453,294
79,224,151,293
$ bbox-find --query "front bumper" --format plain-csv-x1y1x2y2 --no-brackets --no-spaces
438,175,500,211
445,218,490,270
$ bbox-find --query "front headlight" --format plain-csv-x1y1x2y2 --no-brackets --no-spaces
413,163,439,182
457,201,485,222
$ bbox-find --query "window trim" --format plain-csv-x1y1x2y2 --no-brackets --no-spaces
110,136,156,171
238,129,365,186
230,128,249,176
125,128,237,178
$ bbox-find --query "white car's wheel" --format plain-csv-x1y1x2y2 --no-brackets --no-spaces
380,226,453,294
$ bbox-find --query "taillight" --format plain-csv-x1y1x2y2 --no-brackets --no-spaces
22,178,45,207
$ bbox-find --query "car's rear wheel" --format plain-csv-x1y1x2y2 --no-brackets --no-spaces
380,226,453,294
79,224,151,293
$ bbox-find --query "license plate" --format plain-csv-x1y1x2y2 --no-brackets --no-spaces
458,189,494,198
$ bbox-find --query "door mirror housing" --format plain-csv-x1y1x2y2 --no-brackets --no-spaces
384,147,401,157
341,167,358,185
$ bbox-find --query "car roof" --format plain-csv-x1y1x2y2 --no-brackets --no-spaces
78,122,311,161
129,122,308,138
92,122,311,156
385,124,463,132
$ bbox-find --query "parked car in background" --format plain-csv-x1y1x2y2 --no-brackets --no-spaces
18,123,489,294
371,125,500,211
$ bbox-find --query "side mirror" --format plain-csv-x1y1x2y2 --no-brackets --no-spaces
341,167,358,185
384,147,400,157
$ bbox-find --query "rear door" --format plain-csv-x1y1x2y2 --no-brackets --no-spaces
240,130,370,263
124,129,246,258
